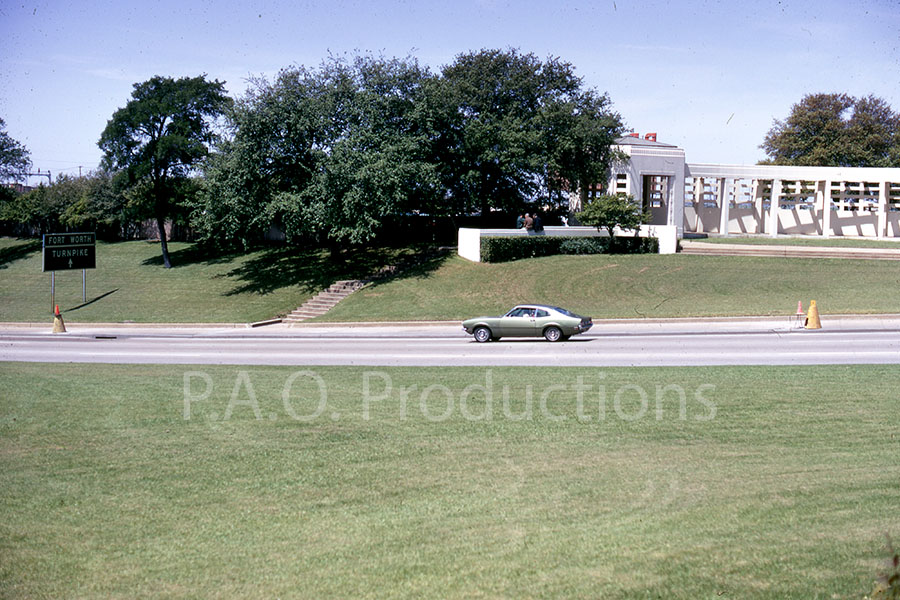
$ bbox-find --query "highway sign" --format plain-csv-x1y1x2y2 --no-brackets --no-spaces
42,232,96,272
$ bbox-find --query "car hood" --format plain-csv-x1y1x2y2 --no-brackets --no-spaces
462,316,501,323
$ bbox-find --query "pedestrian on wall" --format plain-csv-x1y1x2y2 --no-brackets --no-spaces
524,213,534,234
516,213,525,228
533,212,544,235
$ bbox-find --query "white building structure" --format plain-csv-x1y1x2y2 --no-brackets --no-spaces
584,135,900,239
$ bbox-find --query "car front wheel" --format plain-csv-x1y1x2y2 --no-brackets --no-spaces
473,326,492,343
543,326,562,342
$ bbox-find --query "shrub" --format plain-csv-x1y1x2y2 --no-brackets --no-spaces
559,237,609,255
578,193,650,236
480,235,657,263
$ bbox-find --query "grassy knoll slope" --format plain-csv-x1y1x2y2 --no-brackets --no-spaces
326,253,900,321
4,237,900,323
1,362,897,598
0,238,416,323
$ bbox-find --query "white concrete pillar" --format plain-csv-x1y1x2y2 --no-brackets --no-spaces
769,179,781,237
718,178,730,235
666,176,676,227
694,177,705,233
878,180,889,238
818,180,829,238
751,179,762,233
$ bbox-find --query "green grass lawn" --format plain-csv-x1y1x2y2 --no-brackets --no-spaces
1,362,898,598
326,253,900,321
0,238,420,323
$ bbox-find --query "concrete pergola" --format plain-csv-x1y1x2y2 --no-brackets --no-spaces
587,135,900,239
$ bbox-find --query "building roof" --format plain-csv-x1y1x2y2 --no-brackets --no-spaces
614,135,679,148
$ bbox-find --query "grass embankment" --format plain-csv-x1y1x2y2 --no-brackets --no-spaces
3,236,900,323
0,238,418,323
327,253,900,320
1,362,897,598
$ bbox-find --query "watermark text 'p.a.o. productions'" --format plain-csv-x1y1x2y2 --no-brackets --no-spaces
183,370,716,424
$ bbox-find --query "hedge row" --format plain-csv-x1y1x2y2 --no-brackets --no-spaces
480,235,659,263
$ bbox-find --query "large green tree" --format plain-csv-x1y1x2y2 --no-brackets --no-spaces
761,93,900,167
541,88,624,210
433,49,622,218
1,117,31,183
196,56,438,252
99,75,230,267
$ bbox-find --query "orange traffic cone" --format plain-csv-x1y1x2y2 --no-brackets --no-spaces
794,300,805,328
804,300,821,330
52,305,66,333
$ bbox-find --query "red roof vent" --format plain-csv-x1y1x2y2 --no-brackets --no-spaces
627,132,640,138
644,133,657,142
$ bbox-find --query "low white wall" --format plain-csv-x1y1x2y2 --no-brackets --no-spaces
457,225,678,262
457,227,482,262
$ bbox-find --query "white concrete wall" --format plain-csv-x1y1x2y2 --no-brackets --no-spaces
457,228,482,262
609,144,686,237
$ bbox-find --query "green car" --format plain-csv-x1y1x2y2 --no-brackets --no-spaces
462,304,593,342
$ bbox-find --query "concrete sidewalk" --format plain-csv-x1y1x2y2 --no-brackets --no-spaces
680,240,900,260
3,314,900,338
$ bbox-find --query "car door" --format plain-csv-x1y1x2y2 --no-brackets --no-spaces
498,307,537,337
532,308,552,334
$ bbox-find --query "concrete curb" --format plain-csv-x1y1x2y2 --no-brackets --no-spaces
3,314,900,330
0,322,249,329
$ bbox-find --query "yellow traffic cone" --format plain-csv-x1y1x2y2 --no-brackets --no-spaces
804,300,821,330
52,305,67,333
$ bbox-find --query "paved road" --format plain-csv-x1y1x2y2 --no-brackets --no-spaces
2,318,898,367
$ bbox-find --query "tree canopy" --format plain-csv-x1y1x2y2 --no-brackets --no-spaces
8,49,625,250
0,117,31,183
434,49,623,216
99,75,230,267
761,93,900,167
195,49,623,250
195,56,439,251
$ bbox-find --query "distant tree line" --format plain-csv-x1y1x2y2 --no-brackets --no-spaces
1,49,626,266
4,54,900,268
192,50,624,256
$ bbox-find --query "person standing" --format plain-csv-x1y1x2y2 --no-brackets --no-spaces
524,213,534,234
532,212,544,235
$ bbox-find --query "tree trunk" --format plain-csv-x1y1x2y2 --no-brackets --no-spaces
328,239,343,262
480,198,492,226
156,213,172,269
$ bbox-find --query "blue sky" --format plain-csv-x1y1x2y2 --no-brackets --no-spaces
1,0,898,183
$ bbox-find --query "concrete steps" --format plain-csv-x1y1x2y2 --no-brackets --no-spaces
282,280,368,322
679,241,900,260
